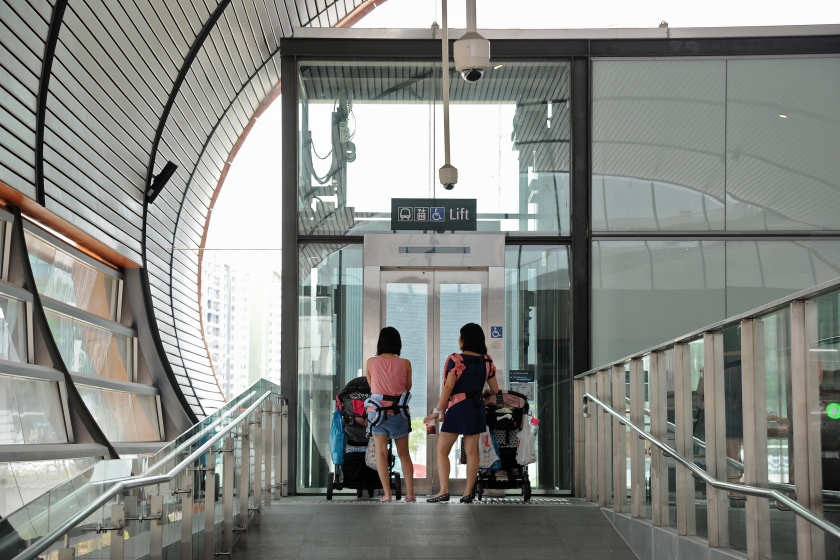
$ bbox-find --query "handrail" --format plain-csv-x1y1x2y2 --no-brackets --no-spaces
13,390,282,560
583,392,840,540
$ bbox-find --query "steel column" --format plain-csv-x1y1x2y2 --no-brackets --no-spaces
612,364,626,513
585,374,596,502
742,319,771,560
598,369,612,507
574,378,584,498
108,503,124,560
704,332,729,548
178,470,193,560
238,425,251,546
649,351,668,527
791,301,825,560
252,415,262,526
629,358,645,518
263,405,272,506
674,343,695,536
203,454,217,560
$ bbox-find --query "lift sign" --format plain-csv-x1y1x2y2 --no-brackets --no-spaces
391,198,477,231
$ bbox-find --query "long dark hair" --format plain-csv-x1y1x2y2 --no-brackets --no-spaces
460,323,487,355
376,326,402,355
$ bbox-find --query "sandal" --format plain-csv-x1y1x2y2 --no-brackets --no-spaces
459,495,474,504
404,495,417,503
379,495,393,502
426,493,450,503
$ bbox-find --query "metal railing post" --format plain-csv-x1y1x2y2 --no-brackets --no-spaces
574,378,584,498
674,343,695,536
263,403,272,506
203,453,217,560
585,374,596,503
150,495,164,560
221,436,234,553
237,423,251,546
175,470,193,559
102,503,124,560
629,358,644,518
598,369,612,507
742,319,771,560
251,412,263,526
56,548,74,560
704,332,729,548
649,351,668,527
273,400,283,500
611,364,625,513
791,301,825,560
281,402,289,497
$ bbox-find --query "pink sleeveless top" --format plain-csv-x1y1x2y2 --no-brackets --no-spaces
368,356,409,412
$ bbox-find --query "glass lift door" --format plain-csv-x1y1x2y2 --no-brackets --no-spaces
380,269,488,496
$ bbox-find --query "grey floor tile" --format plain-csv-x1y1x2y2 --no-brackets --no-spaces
307,517,392,534
391,545,483,559
474,524,560,536
296,544,391,558
567,548,640,560
391,533,483,546
561,534,632,549
237,543,303,559
479,545,575,559
555,525,622,538
552,514,614,527
475,534,565,547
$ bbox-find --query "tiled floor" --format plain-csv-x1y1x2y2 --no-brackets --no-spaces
236,498,639,560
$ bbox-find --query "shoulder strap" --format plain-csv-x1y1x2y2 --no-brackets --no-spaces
484,355,496,380
443,353,465,384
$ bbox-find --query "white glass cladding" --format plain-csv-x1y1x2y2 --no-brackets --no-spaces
593,60,726,231
592,240,840,365
45,310,133,382
592,57,840,232
0,295,26,362
0,374,67,445
76,386,160,442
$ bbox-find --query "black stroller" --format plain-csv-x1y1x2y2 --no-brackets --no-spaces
460,390,532,501
327,377,401,500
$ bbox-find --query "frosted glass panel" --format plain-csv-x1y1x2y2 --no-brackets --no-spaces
26,232,117,320
45,310,132,381
438,284,481,373
592,60,726,231
592,240,726,365
726,58,840,231
0,375,66,444
77,386,159,442
0,296,25,362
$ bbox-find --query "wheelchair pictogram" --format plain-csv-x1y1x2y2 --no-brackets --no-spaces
490,326,503,339
430,207,445,222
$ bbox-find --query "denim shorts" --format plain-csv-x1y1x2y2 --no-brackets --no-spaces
369,413,410,439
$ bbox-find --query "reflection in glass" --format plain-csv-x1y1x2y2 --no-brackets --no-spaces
642,356,652,521
592,60,726,232
45,310,132,381
297,245,363,488
298,61,570,236
722,325,747,553
77,386,160,442
665,348,677,530
26,232,117,320
726,58,840,231
689,339,707,539
592,241,725,366
0,374,66,444
0,296,25,362
386,283,429,479
505,245,571,490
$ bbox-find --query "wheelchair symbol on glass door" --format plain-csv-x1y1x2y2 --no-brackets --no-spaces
490,326,503,339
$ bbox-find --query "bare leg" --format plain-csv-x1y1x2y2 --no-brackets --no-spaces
394,435,415,498
373,434,392,499
463,433,480,496
435,432,459,496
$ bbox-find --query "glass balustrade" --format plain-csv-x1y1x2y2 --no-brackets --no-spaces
577,276,840,560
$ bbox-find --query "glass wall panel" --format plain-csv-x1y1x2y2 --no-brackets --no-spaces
45,310,133,382
297,244,363,488
689,338,707,539
26,232,117,320
505,245,571,490
722,325,747,554
0,295,25,362
0,374,66,444
642,355,652,521
592,241,725,365
298,61,570,236
592,60,726,231
665,348,677,529
77,386,160,442
726,58,840,231
726,241,840,315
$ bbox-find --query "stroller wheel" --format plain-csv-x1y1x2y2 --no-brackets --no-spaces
368,488,375,498
327,472,334,500
476,481,484,501
523,481,532,502
357,488,364,498
393,472,401,500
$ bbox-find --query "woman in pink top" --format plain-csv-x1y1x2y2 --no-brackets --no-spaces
366,327,416,502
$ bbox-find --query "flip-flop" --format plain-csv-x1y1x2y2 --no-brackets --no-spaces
404,495,417,503
379,495,393,503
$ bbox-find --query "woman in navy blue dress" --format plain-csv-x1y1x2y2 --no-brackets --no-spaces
424,323,500,503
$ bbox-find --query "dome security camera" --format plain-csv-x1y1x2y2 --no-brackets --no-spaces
454,32,490,83
439,163,458,190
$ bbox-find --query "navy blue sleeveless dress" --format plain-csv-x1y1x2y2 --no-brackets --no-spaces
440,354,495,435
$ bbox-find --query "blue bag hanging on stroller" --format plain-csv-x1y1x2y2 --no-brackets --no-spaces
330,409,346,466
